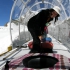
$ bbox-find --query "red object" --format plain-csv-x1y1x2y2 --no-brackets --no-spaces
28,41,33,49
41,41,53,49
28,41,53,49
44,26,47,30
8,53,70,69
44,26,48,33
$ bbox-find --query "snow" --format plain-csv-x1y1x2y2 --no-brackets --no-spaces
0,22,28,54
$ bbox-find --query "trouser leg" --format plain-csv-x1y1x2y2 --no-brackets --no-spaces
28,28,41,51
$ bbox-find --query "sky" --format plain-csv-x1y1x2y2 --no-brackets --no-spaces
0,0,69,26
0,0,14,26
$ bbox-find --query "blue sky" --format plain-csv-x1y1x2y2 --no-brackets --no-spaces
0,0,14,26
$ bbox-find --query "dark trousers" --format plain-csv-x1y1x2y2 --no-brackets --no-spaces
28,28,41,51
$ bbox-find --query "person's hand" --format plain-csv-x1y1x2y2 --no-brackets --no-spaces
38,36,43,41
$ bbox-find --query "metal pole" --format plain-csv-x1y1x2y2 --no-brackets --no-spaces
9,0,18,49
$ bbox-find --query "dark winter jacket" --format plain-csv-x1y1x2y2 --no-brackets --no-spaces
27,9,53,36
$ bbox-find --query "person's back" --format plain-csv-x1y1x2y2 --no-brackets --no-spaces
27,10,51,26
